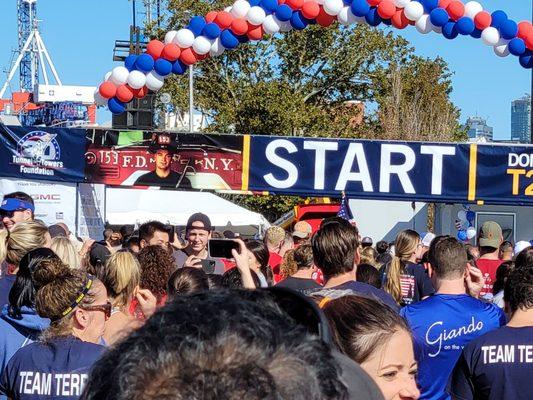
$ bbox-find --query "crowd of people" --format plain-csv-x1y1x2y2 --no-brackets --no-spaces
0,190,531,399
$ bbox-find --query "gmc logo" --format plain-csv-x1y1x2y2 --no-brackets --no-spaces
32,194,61,201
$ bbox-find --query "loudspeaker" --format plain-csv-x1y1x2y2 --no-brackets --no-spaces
112,93,155,130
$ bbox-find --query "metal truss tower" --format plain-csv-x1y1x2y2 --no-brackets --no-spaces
18,0,38,92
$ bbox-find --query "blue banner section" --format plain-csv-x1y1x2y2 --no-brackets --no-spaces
0,125,86,183
247,136,533,206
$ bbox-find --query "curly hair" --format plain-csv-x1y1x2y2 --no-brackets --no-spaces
504,266,533,312
280,249,297,279
137,245,175,303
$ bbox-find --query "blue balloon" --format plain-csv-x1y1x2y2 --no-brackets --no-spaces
442,21,458,39
456,17,474,35
188,16,206,36
134,54,155,72
490,10,507,29
291,11,308,30
343,0,353,5
276,4,293,22
351,0,370,17
500,19,518,40
220,29,239,49
171,60,188,75
466,211,475,223
421,0,439,13
108,98,126,114
237,34,249,44
154,58,172,76
509,38,527,56
457,230,468,242
202,23,221,39
470,28,482,39
249,0,261,6
124,55,138,71
382,18,392,26
429,8,449,28
365,8,382,27
519,51,533,68
260,0,278,13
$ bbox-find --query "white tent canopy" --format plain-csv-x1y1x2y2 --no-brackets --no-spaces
105,188,270,236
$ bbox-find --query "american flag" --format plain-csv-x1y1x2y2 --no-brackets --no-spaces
337,192,353,221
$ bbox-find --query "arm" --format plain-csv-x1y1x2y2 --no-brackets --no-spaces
232,240,256,289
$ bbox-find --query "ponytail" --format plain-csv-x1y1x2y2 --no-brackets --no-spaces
384,256,404,304
0,229,8,265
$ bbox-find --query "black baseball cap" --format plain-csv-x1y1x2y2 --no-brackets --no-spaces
89,243,111,267
186,213,213,232
148,133,178,154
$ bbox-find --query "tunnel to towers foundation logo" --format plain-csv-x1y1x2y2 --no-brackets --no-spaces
14,131,64,176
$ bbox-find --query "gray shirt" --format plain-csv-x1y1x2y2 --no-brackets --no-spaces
173,249,225,275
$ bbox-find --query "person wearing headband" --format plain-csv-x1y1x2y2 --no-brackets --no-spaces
0,192,35,232
0,258,108,399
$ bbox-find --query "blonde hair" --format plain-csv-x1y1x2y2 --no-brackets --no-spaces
384,230,420,304
0,221,49,267
360,247,379,268
280,249,297,278
99,251,140,308
51,237,80,269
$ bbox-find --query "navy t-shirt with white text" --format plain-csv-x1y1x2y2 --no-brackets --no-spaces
448,326,533,400
0,337,105,400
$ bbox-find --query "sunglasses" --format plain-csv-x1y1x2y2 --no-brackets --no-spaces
0,210,17,219
81,301,112,319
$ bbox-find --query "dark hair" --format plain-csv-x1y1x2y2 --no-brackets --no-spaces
139,221,170,243
323,295,411,364
356,264,381,289
8,248,59,319
428,236,466,279
499,241,513,251
167,267,209,298
375,241,388,255
515,247,533,269
293,244,314,270
465,244,478,267
222,267,261,289
81,290,348,400
504,266,533,312
492,261,514,295
137,245,175,302
245,239,273,285
125,236,140,251
206,274,224,289
312,221,359,280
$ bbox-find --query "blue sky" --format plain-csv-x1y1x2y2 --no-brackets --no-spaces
0,0,530,139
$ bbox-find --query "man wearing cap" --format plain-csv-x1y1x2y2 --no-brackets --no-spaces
0,192,35,231
174,213,224,275
361,237,373,249
477,221,504,300
292,221,312,246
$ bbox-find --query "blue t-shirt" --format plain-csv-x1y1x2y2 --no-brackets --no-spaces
0,275,16,310
329,281,399,311
0,337,105,400
448,326,533,400
400,294,506,400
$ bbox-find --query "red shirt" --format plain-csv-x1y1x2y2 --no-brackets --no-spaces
476,258,502,299
269,252,283,274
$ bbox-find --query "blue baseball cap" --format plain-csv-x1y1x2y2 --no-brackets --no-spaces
0,198,35,212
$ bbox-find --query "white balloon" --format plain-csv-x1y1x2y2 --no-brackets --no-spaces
192,36,213,55
394,0,411,8
337,6,357,25
433,25,442,34
315,0,325,4
481,27,500,46
164,30,178,44
466,227,477,240
110,66,130,86
323,0,343,16
494,39,510,57
404,1,424,21
263,14,281,35
93,89,107,107
457,210,467,221
415,14,433,34
145,71,165,91
464,1,483,19
231,0,251,19
174,29,195,48
279,20,293,32
127,70,147,90
210,38,225,57
224,6,232,12
247,6,266,25
104,71,112,81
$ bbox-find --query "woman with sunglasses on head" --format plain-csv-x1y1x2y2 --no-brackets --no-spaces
0,257,109,399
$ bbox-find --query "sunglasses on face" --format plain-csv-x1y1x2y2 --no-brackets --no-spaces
81,301,112,319
0,210,17,219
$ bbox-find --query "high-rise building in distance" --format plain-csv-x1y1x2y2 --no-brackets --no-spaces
465,116,493,141
511,94,531,143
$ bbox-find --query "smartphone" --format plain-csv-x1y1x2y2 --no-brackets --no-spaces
200,259,216,274
208,239,239,259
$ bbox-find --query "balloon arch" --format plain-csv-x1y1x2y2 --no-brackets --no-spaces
97,0,533,114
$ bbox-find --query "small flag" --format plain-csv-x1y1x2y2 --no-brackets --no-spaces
337,192,353,221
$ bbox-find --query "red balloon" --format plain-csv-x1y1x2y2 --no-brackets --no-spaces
447,0,465,21
161,44,181,61
518,21,533,40
215,11,234,29
132,86,148,99
197,52,209,61
302,2,320,19
116,85,134,103
438,0,452,9
231,19,249,36
391,10,409,29
527,33,533,50
247,23,264,41
146,40,164,60
474,11,491,30
99,81,117,99
278,0,286,4
368,0,382,6
206,11,218,23
286,0,303,10
316,6,335,27
377,0,396,19
180,48,198,65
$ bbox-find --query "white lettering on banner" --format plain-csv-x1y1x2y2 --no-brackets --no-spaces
18,371,52,395
379,145,416,194
335,143,374,192
303,141,338,190
508,153,533,168
420,146,456,195
263,140,298,189
425,317,484,357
